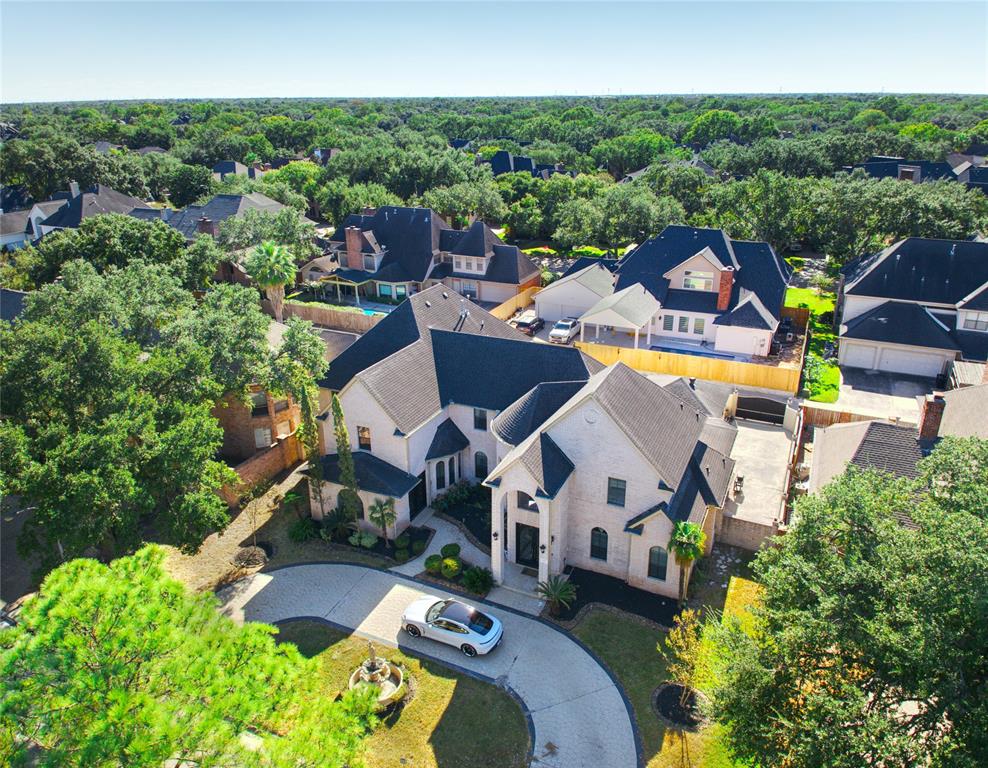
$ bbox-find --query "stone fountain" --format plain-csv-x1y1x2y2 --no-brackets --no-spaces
348,641,405,710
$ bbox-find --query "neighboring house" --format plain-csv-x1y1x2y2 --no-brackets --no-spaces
212,161,248,181
38,184,144,235
311,206,540,306
488,150,569,180
809,383,988,495
0,199,67,249
312,147,341,165
837,238,988,377
131,192,290,241
211,321,302,465
535,225,792,358
309,284,740,599
849,155,956,183
135,146,167,156
619,155,716,184
0,287,27,323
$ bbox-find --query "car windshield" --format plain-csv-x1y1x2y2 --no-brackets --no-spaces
426,599,449,623
440,600,494,635
553,321,573,331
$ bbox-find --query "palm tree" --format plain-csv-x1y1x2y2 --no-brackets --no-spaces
245,240,296,323
669,521,706,607
536,576,577,618
367,497,397,548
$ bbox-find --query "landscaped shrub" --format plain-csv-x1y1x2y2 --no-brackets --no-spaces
440,543,461,559
288,517,319,543
349,530,378,549
462,566,494,595
411,539,427,556
430,481,473,514
425,554,443,574
395,533,411,550
440,557,462,580
394,548,410,564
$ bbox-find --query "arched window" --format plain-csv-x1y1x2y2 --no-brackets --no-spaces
448,456,456,484
590,527,608,561
475,451,488,479
436,460,446,490
648,546,668,580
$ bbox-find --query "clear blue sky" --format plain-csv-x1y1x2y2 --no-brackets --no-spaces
1,1,985,103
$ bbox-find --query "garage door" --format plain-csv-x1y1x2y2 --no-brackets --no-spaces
841,341,877,370
878,347,946,377
537,302,586,323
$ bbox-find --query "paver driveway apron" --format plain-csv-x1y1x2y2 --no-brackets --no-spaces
218,563,640,768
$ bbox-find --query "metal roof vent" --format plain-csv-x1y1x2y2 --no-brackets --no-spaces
424,301,431,307
442,291,448,299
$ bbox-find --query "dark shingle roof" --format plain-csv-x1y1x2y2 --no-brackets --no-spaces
431,329,599,412
492,381,587,445
41,185,144,229
152,193,287,240
425,418,470,460
845,238,988,306
842,301,960,350
310,451,420,498
1,288,26,322
852,158,955,182
561,257,619,278
320,285,527,392
0,209,31,236
850,422,924,479
212,160,247,175
518,433,574,499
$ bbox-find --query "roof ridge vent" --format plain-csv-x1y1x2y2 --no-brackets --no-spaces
442,291,448,299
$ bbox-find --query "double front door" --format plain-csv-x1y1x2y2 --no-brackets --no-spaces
515,523,539,568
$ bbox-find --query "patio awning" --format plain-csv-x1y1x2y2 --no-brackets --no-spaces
318,269,376,286
579,284,659,330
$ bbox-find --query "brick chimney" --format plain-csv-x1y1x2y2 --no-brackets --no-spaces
345,226,364,270
717,267,735,311
196,216,216,236
918,393,945,442
197,216,215,237
68,181,80,198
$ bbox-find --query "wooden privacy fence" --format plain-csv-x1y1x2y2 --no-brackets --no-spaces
574,341,803,394
489,286,540,321
780,305,812,331
263,299,384,333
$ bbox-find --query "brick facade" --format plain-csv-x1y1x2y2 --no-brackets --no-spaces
212,386,300,464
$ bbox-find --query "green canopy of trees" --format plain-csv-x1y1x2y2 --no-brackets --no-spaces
0,545,375,767
711,437,988,768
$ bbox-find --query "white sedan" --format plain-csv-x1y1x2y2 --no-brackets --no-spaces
401,596,504,657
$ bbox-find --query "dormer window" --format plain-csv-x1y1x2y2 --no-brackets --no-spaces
963,311,988,332
362,253,376,271
683,270,714,291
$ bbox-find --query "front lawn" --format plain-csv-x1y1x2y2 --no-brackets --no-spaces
572,611,738,768
785,287,840,403
276,620,530,768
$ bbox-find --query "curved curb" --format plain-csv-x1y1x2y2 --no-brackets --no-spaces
273,614,536,765
253,559,645,768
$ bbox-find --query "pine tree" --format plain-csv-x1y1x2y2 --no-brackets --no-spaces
331,393,361,520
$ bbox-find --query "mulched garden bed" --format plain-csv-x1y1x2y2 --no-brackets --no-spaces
416,561,491,599
554,567,679,625
652,682,706,730
326,525,434,564
435,484,492,552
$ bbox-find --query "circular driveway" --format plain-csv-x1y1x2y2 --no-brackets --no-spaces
218,563,640,768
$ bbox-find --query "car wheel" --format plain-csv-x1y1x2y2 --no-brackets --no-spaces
405,624,421,638
460,644,477,657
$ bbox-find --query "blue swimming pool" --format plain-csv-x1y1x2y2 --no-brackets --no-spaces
649,344,739,361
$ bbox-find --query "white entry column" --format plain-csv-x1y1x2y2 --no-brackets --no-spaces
491,488,506,583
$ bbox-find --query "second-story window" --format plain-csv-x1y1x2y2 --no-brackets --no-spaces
455,257,464,271
963,311,988,331
607,477,626,507
683,270,714,291
357,426,371,451
363,254,376,271
473,408,487,431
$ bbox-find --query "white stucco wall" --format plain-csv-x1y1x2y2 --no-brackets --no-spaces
841,294,891,324
714,326,773,356
334,380,408,471
663,250,723,290
650,310,718,343
309,478,413,536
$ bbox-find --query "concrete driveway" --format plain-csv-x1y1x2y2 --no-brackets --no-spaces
218,563,640,768
837,369,932,423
